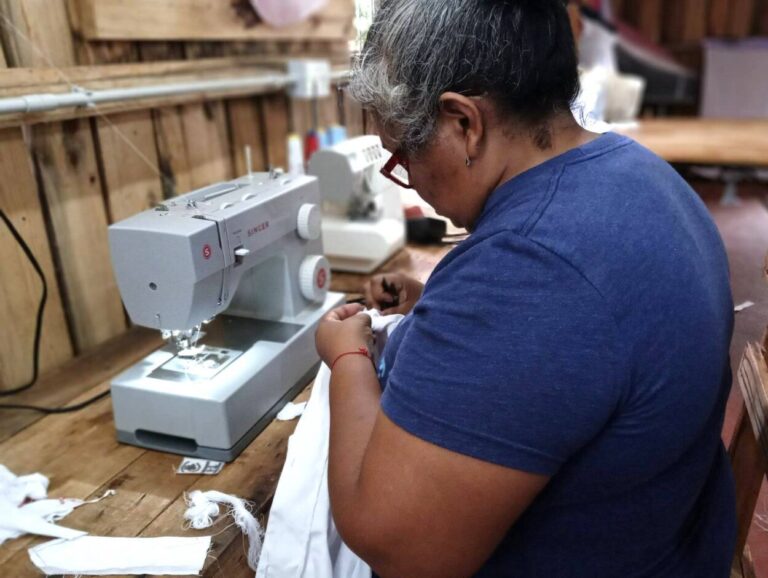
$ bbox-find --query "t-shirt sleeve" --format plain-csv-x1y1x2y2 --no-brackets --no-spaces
380,231,627,475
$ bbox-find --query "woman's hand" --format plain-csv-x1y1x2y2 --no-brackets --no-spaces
363,273,424,316
316,303,374,367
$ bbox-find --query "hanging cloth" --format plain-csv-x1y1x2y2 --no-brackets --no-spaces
256,311,404,578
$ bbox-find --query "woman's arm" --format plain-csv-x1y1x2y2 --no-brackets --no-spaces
316,305,549,578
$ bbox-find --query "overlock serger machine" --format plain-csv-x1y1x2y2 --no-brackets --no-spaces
108,171,344,461
308,135,405,273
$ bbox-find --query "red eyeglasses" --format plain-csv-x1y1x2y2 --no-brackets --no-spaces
380,150,413,189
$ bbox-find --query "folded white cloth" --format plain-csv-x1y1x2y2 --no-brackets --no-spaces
28,536,211,576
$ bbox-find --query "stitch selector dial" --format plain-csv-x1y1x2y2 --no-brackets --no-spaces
299,255,330,302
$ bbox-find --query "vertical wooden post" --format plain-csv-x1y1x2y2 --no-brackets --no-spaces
228,97,269,176
0,0,127,354
0,0,76,68
709,0,731,37
32,120,127,350
261,94,290,170
728,0,757,37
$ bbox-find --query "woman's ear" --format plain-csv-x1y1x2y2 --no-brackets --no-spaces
438,92,485,161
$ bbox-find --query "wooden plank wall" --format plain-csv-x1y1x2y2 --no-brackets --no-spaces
0,0,363,390
615,0,767,73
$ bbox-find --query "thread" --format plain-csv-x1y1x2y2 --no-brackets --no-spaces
184,490,264,571
287,133,305,175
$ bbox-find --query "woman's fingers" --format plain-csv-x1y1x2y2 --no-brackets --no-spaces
325,303,365,322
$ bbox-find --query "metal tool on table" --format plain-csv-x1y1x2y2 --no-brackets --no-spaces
108,171,345,461
307,135,406,273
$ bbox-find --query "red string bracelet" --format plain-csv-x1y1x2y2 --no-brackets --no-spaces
330,347,373,372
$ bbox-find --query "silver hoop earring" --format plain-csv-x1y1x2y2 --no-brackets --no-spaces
465,157,472,167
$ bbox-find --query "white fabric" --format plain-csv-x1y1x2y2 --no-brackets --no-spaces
183,490,264,571
256,311,404,578
250,0,328,28
276,401,308,421
28,536,211,576
0,465,112,545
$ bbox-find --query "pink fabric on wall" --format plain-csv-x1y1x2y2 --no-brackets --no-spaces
250,0,329,28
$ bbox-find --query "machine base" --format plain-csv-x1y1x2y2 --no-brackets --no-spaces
110,292,345,462
115,362,319,462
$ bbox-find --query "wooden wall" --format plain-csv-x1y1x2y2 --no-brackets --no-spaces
0,0,364,390
612,0,768,71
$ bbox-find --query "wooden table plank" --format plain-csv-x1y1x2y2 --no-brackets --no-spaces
616,119,768,167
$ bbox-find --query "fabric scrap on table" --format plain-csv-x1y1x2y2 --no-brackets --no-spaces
735,300,755,313
276,401,308,421
184,490,264,571
28,535,211,576
0,465,113,545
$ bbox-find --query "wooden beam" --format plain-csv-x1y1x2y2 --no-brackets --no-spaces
0,57,280,93
0,128,74,391
74,0,354,42
0,0,76,67
31,119,127,351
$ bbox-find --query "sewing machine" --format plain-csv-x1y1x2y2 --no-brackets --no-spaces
108,172,345,462
308,135,405,273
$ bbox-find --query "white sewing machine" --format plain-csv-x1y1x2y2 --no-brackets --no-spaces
108,172,345,462
308,136,405,273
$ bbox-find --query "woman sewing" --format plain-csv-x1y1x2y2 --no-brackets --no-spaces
315,1,736,576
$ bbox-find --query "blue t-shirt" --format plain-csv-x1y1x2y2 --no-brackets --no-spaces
379,133,735,577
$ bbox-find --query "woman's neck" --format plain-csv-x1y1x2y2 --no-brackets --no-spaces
492,114,598,191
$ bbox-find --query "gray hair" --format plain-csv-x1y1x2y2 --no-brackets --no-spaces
349,0,579,155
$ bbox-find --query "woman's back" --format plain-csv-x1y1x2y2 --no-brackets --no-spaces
379,132,736,577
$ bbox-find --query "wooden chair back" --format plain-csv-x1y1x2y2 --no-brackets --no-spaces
729,338,768,578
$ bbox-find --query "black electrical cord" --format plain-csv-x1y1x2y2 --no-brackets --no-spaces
0,390,110,414
0,207,47,396
0,208,109,413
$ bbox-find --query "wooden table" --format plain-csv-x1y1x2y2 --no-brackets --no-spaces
615,118,768,167
0,244,450,578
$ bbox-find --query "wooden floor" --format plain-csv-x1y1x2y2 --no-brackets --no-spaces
703,183,768,578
